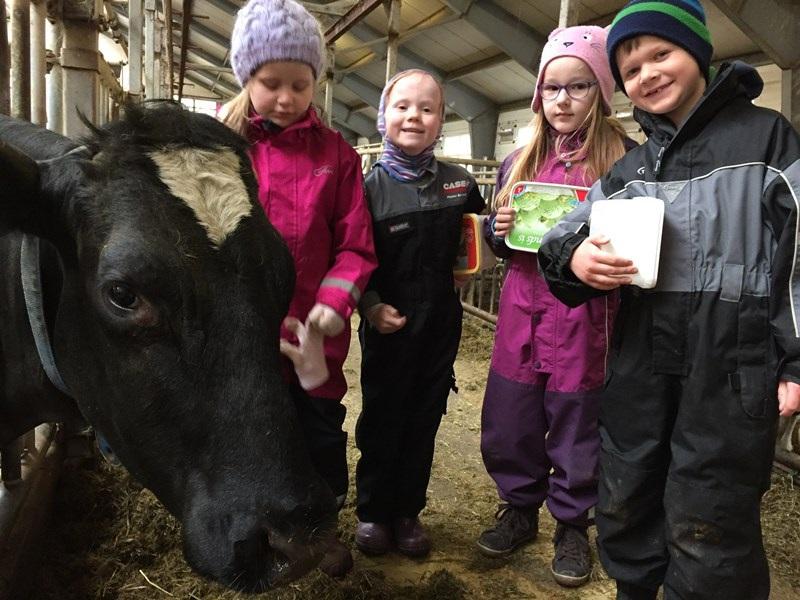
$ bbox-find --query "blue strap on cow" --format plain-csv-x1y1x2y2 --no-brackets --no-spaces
20,234,72,397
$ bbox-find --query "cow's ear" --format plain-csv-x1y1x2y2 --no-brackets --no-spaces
0,140,41,233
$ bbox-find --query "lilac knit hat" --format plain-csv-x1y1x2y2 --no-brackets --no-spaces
230,0,324,86
531,25,615,115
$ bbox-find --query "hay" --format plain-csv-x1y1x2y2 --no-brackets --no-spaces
763,473,800,589
458,315,495,363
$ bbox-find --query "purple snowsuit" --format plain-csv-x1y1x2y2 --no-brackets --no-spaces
481,147,617,527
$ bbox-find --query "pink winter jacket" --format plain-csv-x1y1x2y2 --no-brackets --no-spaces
248,107,377,399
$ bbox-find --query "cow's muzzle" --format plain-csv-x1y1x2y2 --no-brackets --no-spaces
225,525,328,592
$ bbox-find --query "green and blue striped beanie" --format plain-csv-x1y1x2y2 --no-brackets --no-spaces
607,0,713,92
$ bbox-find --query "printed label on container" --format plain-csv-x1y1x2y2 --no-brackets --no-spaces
504,181,589,253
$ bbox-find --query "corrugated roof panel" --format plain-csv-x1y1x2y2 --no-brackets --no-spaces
403,22,495,70
459,61,537,105
332,86,363,106
403,20,496,72
354,61,390,88
491,0,559,33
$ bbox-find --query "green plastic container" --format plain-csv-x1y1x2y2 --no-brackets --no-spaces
504,181,590,253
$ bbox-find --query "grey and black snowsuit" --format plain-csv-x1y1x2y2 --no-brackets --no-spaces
538,61,800,599
356,161,485,522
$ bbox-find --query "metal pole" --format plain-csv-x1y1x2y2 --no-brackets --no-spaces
558,0,580,28
11,0,32,120
324,44,335,127
45,20,63,132
144,0,156,99
0,0,10,115
780,67,800,134
164,0,174,99
153,17,163,99
61,20,99,137
30,0,47,126
385,0,401,82
129,0,143,99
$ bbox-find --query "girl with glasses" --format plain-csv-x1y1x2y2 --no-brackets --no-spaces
477,25,636,587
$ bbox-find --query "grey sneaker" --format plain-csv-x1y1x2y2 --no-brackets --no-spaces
476,504,539,557
551,522,591,587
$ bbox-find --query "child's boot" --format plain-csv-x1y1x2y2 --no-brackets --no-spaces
354,520,393,555
551,522,591,587
393,517,431,557
476,504,539,557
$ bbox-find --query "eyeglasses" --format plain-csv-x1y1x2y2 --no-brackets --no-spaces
539,81,598,101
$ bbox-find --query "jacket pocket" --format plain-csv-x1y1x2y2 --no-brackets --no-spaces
732,367,769,418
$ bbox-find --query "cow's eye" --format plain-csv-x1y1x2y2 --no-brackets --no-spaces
107,283,139,310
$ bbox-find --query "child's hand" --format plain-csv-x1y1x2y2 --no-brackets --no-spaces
492,206,516,238
570,235,638,290
308,303,345,337
366,303,407,334
280,316,329,391
778,380,800,417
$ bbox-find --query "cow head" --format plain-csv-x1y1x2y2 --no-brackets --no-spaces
0,102,337,590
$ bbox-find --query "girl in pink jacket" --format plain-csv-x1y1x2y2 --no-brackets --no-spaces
224,0,377,577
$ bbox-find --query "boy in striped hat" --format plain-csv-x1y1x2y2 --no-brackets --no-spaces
538,1,800,599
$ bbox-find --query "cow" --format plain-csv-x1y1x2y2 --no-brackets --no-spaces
0,101,337,592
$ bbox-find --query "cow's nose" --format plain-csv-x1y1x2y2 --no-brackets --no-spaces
230,524,322,590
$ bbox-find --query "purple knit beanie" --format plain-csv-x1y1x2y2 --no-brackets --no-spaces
230,0,324,86
531,25,615,115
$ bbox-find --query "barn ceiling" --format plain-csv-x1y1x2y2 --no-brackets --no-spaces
103,0,796,141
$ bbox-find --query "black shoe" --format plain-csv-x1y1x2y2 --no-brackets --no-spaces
551,522,591,587
476,504,539,557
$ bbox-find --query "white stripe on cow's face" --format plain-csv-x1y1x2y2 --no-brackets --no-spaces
149,147,252,247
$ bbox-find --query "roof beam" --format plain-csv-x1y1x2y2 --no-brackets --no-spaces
706,0,800,68
202,0,240,17
336,8,458,76
181,66,238,97
439,0,546,75
339,73,382,108
713,51,770,68
182,71,227,99
349,22,497,121
331,98,376,137
306,2,359,18
180,15,231,49
117,4,230,49
445,53,509,81
338,8,456,54
324,0,384,44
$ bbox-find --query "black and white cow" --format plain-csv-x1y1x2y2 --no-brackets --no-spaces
0,102,336,591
